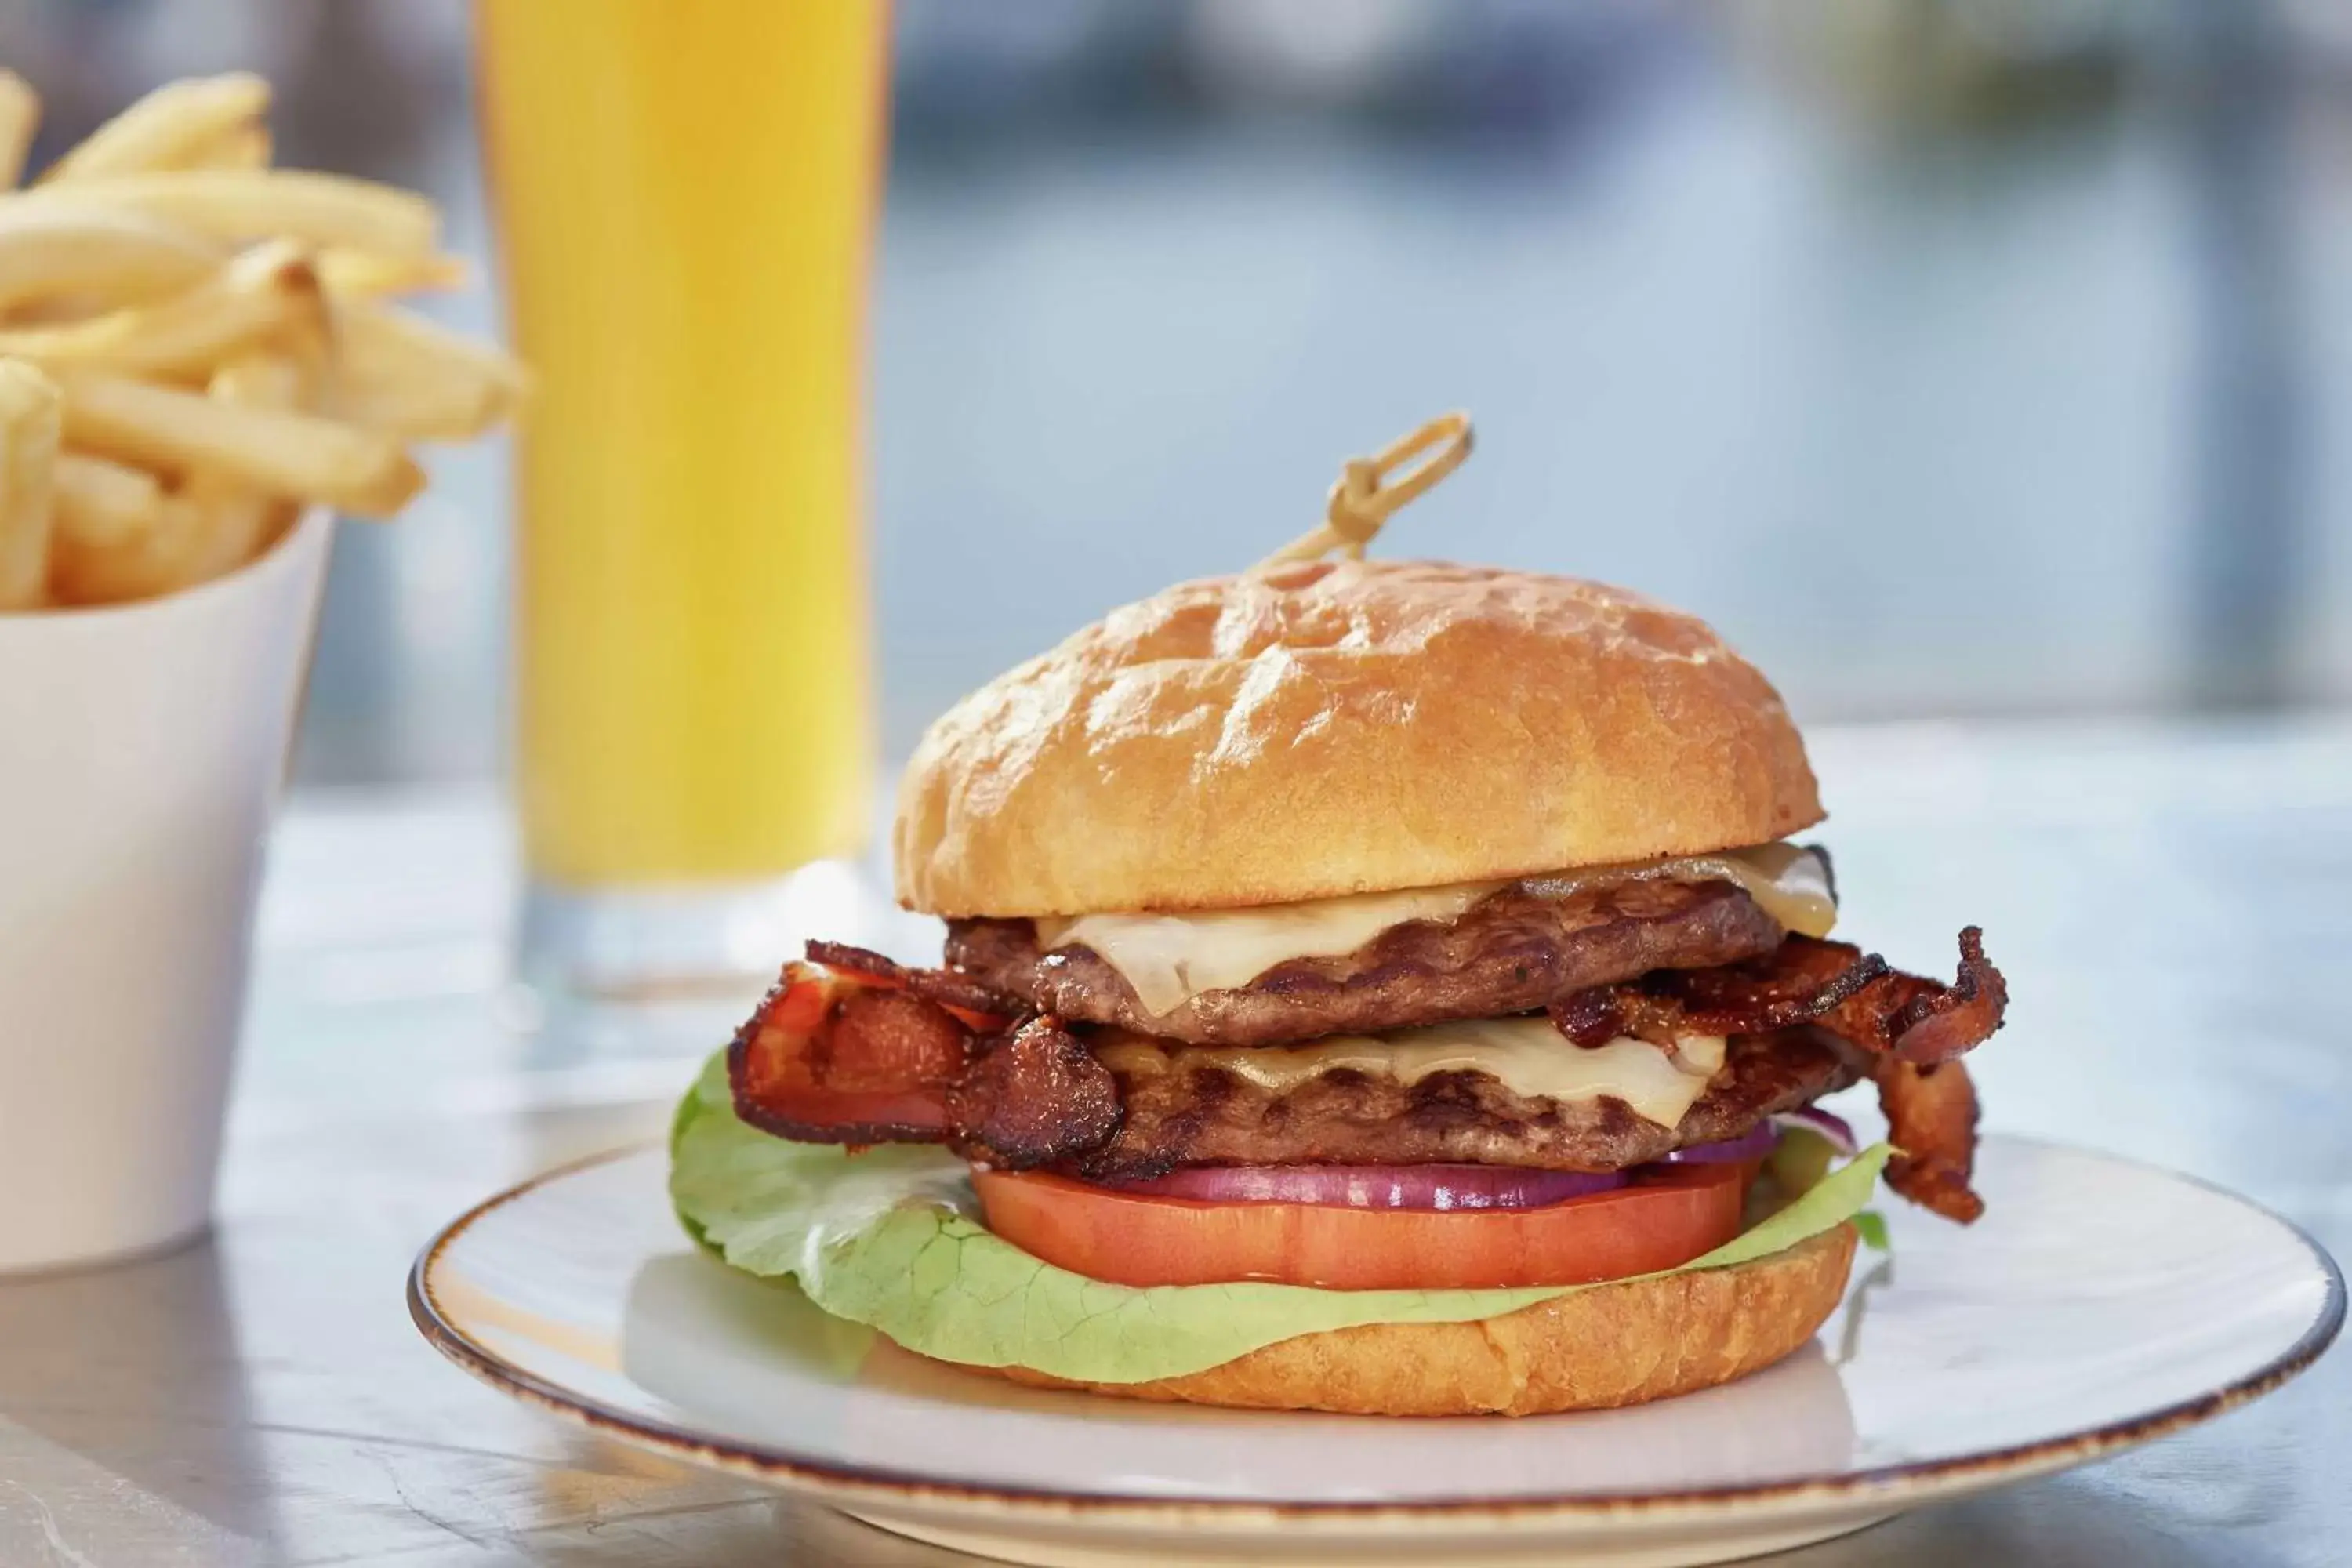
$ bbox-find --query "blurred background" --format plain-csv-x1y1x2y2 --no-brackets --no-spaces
7,0,2350,781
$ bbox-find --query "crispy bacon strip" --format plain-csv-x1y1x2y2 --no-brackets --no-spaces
1551,947,1891,1045
730,960,982,1144
1875,1057,1984,1223
1876,929,2007,1065
728,953,1116,1166
1555,928,2005,1066
803,940,1019,1030
945,1016,1122,1169
1552,927,2005,1222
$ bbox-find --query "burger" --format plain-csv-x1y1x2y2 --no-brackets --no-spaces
669,420,2006,1417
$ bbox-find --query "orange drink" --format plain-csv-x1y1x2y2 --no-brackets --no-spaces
477,0,887,981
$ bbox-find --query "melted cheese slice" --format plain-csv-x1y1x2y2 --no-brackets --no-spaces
1037,842,1835,1017
1098,1019,1727,1131
1520,842,1835,940
1040,882,1502,1019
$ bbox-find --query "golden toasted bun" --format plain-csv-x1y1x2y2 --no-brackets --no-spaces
895,558,1822,916
982,1222,1856,1417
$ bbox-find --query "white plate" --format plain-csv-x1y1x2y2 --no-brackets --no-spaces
409,1137,2341,1568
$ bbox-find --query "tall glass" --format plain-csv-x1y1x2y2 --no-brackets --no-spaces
477,0,886,996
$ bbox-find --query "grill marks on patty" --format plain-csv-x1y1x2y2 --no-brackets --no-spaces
946,878,1788,1047
1067,1026,1860,1181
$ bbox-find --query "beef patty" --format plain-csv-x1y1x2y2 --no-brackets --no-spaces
947,878,1787,1048
1055,1025,1859,1181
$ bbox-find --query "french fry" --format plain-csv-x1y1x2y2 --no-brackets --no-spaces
180,352,305,580
14,169,438,258
0,68,521,609
52,450,163,546
328,301,528,441
0,207,220,314
0,237,323,379
316,248,470,297
56,354,311,601
275,269,332,401
40,73,270,184
46,492,212,605
0,357,60,608
209,352,305,412
57,369,423,518
184,122,270,173
0,71,40,190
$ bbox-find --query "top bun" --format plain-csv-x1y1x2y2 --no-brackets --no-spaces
893,559,1821,916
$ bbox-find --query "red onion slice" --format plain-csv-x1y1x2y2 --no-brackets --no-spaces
1771,1106,1858,1156
1108,1163,1626,1211
1655,1123,1781,1165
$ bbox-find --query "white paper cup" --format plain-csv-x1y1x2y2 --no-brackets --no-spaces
0,514,332,1272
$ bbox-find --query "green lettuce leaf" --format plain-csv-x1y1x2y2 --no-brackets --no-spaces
670,1052,1889,1385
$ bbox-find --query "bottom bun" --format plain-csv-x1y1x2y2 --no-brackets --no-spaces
977,1222,1858,1417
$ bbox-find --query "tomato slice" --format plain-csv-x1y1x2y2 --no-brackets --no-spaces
971,1163,1751,1290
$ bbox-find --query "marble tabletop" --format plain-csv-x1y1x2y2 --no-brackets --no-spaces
2,717,2347,1567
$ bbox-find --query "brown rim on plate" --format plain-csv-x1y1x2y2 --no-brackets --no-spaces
405,1135,2344,1528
